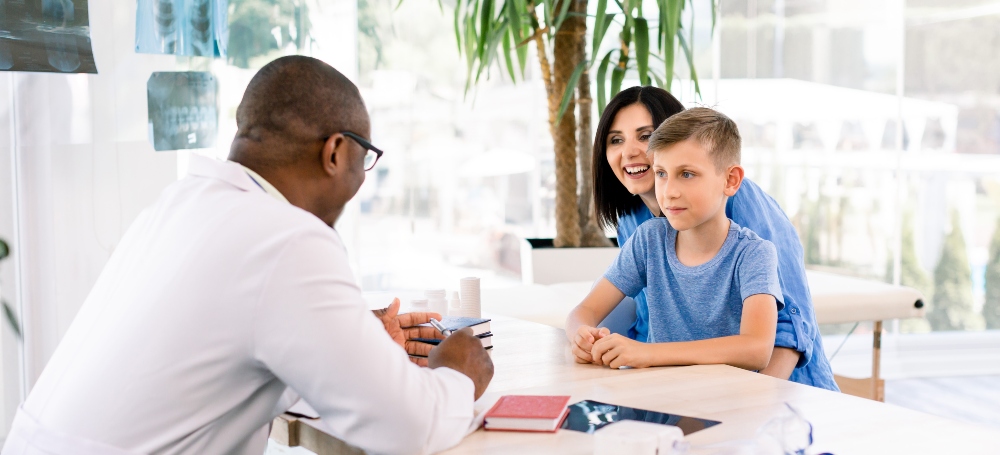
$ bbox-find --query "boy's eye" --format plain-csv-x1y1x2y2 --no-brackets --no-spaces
655,170,666,178
681,171,694,178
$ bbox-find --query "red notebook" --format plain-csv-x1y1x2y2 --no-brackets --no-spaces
483,395,571,432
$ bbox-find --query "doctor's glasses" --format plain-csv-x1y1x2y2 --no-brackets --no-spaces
341,131,384,171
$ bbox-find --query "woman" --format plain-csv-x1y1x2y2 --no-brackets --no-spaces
584,86,837,390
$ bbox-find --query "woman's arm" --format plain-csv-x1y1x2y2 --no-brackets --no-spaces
565,278,626,363
591,293,778,370
760,347,801,379
729,179,815,378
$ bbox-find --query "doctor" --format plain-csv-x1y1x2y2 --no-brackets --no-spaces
3,56,494,455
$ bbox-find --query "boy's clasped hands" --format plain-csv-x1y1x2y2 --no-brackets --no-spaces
572,325,651,369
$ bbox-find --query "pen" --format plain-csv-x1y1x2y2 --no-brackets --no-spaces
429,318,453,337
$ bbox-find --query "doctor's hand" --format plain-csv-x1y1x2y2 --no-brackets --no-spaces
372,298,443,367
429,328,494,400
571,326,610,364
591,333,651,369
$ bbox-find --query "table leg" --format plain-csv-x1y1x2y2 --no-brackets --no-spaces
270,414,366,455
832,321,886,402
872,320,884,402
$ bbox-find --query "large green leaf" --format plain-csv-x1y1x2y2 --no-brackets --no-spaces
678,32,701,97
505,0,522,42
611,15,631,99
556,60,587,125
635,18,650,86
711,0,717,31
610,64,626,100
662,0,683,90
453,0,463,52
516,36,529,77
596,49,615,115
688,0,695,59
478,0,494,64
463,12,478,93
506,0,530,77
591,13,614,69
477,22,509,84
502,25,517,81
591,0,609,55
656,0,666,49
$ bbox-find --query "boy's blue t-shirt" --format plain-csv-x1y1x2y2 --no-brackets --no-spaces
615,178,839,391
605,219,784,344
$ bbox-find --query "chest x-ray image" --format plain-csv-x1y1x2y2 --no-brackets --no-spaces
135,0,227,57
147,72,218,151
0,0,98,73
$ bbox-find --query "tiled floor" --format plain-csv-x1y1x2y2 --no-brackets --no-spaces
885,375,1000,429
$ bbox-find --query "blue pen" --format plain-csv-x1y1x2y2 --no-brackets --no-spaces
429,318,453,337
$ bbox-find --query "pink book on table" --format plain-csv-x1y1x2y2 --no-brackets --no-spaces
483,395,571,432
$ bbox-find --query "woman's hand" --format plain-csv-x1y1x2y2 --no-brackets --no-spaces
591,333,651,369
571,325,610,363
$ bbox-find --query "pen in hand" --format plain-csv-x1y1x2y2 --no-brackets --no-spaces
429,318,453,337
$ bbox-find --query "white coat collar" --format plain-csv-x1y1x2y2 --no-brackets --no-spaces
186,153,261,193
236,163,290,204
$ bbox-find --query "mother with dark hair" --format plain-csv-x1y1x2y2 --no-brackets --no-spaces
578,86,837,390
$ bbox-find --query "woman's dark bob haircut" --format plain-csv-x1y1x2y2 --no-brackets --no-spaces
592,86,685,231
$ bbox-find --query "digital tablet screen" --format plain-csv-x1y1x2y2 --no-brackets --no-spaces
560,399,721,435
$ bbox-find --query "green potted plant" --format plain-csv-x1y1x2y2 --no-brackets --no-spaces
447,0,713,282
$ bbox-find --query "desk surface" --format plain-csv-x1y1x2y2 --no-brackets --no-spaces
425,317,997,455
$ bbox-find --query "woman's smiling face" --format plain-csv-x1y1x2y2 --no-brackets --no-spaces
605,103,656,197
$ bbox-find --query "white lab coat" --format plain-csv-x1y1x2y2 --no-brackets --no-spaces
2,155,475,455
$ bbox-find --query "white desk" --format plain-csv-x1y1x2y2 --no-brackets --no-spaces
271,317,997,454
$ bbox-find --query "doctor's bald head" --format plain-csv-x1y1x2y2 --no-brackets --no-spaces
230,56,369,169
229,56,371,226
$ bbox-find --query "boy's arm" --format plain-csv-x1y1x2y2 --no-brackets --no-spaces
565,278,626,363
568,227,649,363
591,293,778,370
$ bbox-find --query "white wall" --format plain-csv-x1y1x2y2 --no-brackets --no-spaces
0,0,357,436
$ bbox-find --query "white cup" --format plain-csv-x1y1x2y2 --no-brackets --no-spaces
410,299,429,312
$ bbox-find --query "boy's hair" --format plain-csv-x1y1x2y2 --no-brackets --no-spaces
647,107,741,171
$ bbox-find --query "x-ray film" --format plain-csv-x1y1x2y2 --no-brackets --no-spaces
147,72,217,151
0,0,98,73
135,0,227,57
560,399,721,435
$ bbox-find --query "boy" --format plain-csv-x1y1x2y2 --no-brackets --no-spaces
566,107,782,371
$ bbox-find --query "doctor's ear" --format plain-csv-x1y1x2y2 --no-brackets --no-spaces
322,134,345,176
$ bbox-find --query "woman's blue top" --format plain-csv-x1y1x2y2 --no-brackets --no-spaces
615,178,839,391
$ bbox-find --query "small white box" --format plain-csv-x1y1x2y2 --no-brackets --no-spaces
593,420,684,455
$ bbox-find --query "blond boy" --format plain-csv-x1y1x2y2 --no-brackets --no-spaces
566,107,783,370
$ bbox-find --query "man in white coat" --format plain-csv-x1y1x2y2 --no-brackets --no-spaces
2,56,494,455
